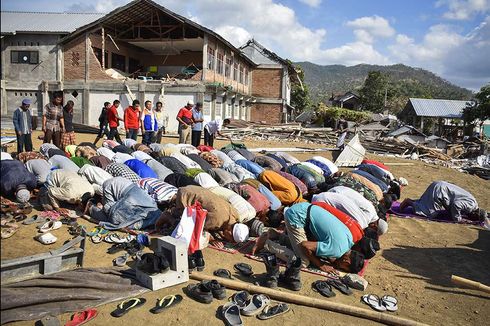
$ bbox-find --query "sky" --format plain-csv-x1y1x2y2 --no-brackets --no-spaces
3,0,490,90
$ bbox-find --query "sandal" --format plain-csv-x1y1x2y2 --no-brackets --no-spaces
381,295,398,312
39,220,62,233
257,303,290,320
241,294,270,316
149,295,183,314
113,253,129,267
35,232,58,245
230,291,250,308
234,263,253,277
110,298,147,317
221,302,243,326
65,308,98,326
214,269,233,279
312,280,336,298
326,279,353,295
1,227,18,239
361,294,387,312
91,234,103,244
23,214,47,225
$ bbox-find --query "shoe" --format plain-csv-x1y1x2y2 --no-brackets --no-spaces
136,253,170,275
188,254,197,273
279,256,302,291
201,280,226,300
186,283,213,304
194,250,205,271
259,253,279,288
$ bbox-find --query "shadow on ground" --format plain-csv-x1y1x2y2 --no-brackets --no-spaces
382,229,490,288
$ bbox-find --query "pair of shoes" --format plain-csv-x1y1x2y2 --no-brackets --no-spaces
188,250,205,272
186,280,226,304
226,291,289,322
260,253,302,291
136,252,170,275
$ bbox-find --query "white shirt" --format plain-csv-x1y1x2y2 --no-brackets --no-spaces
205,119,222,135
194,172,220,188
112,152,133,164
78,165,113,195
97,147,115,161
1,152,13,160
328,186,378,226
123,139,137,148
300,162,324,175
170,153,201,169
132,150,153,162
311,156,339,175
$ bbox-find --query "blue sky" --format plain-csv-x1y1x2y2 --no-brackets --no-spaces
3,0,490,90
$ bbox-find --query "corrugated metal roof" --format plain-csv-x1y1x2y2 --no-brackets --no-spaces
1,11,104,34
409,98,472,118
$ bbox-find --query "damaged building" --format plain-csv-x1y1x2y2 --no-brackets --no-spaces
1,0,295,132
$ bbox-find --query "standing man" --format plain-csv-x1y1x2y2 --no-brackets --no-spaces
141,100,158,146
176,100,194,144
204,118,231,147
42,91,65,149
94,101,111,146
107,100,123,143
61,100,76,149
154,101,166,143
124,100,141,141
12,99,33,153
191,102,204,147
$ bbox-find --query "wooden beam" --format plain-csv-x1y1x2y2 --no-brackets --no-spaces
101,27,105,69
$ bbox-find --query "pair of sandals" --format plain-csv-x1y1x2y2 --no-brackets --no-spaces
111,295,183,317
312,279,353,298
221,291,289,325
38,220,63,233
86,226,108,243
361,294,398,312
213,263,253,280
104,233,135,244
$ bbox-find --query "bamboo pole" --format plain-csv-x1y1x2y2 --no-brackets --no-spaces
451,275,490,294
190,273,428,326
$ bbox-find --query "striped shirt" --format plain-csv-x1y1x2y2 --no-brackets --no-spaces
105,163,141,183
138,178,178,203
209,186,256,223
43,103,63,132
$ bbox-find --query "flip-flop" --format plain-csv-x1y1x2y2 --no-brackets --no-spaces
221,302,243,326
39,220,62,233
110,297,147,317
23,214,47,225
327,279,353,295
35,232,58,245
312,280,336,298
241,294,270,316
230,291,250,309
1,219,19,229
214,269,233,279
91,234,103,244
1,227,18,239
381,295,398,312
234,263,253,277
13,214,27,222
257,303,290,320
361,294,387,312
113,253,129,267
65,308,98,326
149,294,183,314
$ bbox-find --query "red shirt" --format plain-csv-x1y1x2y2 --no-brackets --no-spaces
177,107,193,125
108,105,119,128
312,201,364,243
361,159,389,171
124,106,140,129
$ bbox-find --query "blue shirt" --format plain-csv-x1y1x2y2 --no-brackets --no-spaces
192,109,203,131
351,170,389,192
124,159,158,179
286,202,353,258
235,159,265,177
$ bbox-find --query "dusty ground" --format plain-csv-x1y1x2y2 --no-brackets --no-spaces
2,131,489,326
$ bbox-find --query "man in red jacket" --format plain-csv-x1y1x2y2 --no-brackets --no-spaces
176,100,194,144
124,100,141,140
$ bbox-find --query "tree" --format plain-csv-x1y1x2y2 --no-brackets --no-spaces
359,71,388,112
289,63,311,113
462,84,490,136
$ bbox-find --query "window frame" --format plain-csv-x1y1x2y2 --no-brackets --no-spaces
216,52,224,75
10,50,39,64
225,56,232,78
207,46,215,71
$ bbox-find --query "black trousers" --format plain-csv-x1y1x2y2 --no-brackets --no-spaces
16,133,33,153
204,129,214,147
191,130,202,147
44,129,61,148
108,127,123,143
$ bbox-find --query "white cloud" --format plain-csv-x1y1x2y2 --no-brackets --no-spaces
436,0,490,20
214,26,252,47
317,41,391,66
346,15,396,43
299,0,322,8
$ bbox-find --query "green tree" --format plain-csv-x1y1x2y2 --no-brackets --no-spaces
289,64,311,113
359,71,388,112
462,84,490,136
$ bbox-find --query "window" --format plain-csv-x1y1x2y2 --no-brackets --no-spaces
111,53,126,72
217,52,224,75
233,61,239,81
92,47,108,67
11,51,39,64
244,67,249,85
129,57,140,74
225,57,232,78
239,65,244,84
207,47,215,70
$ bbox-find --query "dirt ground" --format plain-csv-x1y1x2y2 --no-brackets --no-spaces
2,131,489,326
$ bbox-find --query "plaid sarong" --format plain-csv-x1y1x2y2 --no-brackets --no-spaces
61,131,76,149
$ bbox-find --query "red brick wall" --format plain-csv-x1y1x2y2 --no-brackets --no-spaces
251,68,282,98
63,35,112,81
250,103,282,123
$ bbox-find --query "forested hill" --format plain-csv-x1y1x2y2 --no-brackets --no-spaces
295,62,473,104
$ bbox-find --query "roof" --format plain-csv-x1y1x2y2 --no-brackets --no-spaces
58,0,256,66
1,11,104,34
388,125,426,137
407,98,473,118
239,39,297,76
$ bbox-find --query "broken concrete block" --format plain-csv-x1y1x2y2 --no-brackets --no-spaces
342,273,368,291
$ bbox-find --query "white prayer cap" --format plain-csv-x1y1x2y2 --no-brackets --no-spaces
233,223,249,243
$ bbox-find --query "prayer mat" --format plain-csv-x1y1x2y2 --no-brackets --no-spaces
208,238,256,254
389,201,481,225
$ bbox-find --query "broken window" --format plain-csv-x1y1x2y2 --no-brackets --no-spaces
92,47,108,67
217,52,224,75
225,56,232,78
111,53,126,72
207,47,215,71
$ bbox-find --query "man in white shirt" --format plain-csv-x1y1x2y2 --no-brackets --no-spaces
204,118,230,147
